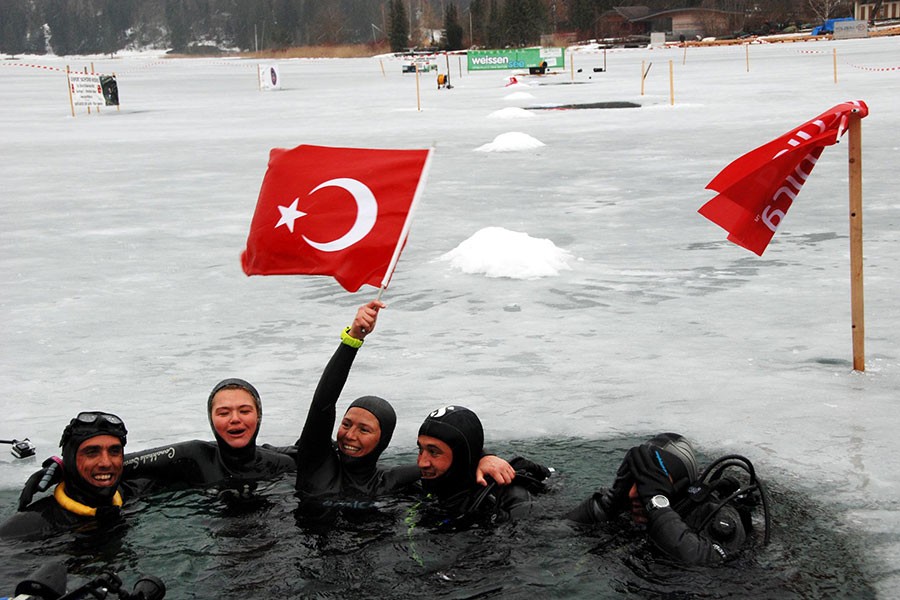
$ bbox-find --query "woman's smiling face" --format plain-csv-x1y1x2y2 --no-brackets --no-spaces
210,388,260,449
336,407,382,458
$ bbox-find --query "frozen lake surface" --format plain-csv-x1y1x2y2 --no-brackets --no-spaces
1,36,899,596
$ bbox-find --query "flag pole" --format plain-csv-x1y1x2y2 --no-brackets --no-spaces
848,111,864,371
378,148,435,292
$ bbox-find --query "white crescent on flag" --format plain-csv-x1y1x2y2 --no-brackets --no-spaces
302,178,378,252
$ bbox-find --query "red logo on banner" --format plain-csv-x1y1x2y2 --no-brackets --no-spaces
699,100,868,255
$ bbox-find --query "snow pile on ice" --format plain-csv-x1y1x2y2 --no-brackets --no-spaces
439,227,574,279
503,91,535,100
487,107,535,120
474,131,544,152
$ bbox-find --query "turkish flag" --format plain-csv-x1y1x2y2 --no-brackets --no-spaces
698,100,868,256
242,145,432,292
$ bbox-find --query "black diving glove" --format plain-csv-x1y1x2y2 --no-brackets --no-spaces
18,456,63,511
625,444,675,502
509,456,551,480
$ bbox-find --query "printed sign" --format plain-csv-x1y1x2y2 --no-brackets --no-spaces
833,20,868,39
68,73,106,108
468,48,565,71
259,64,282,90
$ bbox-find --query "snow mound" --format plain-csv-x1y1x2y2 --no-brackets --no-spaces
504,91,535,100
439,227,574,279
474,131,545,152
487,107,536,120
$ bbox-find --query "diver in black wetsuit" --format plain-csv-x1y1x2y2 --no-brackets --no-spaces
566,433,767,566
415,405,550,528
294,300,418,509
1,412,132,540
294,302,515,517
120,377,295,495
17,379,295,509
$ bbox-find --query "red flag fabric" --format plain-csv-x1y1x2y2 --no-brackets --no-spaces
698,100,868,255
242,144,432,292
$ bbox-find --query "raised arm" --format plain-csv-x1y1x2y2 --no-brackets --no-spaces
295,301,384,467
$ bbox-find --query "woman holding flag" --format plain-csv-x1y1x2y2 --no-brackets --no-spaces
294,300,514,519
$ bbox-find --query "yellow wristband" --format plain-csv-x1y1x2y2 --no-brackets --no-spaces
340,326,364,348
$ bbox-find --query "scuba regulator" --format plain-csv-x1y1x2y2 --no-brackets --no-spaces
677,454,772,545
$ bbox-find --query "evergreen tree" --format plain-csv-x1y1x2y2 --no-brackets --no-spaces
270,0,299,49
443,3,464,50
165,0,189,52
568,0,598,40
503,0,545,46
388,0,409,52
487,0,503,47
0,0,29,55
469,0,488,46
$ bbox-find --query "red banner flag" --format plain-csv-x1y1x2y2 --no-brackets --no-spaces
698,100,868,255
242,144,432,292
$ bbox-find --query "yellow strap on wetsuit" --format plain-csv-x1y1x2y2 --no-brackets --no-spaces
53,481,123,516
341,326,364,349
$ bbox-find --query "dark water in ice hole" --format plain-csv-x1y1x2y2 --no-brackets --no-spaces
0,436,876,599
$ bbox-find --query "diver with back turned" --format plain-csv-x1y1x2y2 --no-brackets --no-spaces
566,433,770,565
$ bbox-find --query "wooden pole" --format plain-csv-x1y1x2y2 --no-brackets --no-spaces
570,54,574,81
745,44,750,72
84,66,91,114
415,64,421,111
669,60,674,105
833,48,838,84
444,51,450,86
458,55,462,78
682,44,687,66
603,47,607,71
66,65,75,117
848,113,865,371
641,60,645,95
380,59,385,77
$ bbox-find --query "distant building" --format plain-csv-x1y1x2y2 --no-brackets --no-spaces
596,6,744,41
854,1,900,21
596,6,653,39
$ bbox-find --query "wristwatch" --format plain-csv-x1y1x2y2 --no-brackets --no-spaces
646,494,670,512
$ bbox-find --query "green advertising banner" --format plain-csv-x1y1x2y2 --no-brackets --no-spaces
467,47,565,71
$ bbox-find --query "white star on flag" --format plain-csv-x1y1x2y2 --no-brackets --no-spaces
276,198,306,233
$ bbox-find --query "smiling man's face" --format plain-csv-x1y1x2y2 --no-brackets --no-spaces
75,434,124,489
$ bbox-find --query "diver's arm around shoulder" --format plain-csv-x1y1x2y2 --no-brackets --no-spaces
122,440,211,482
565,489,619,523
380,463,421,493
